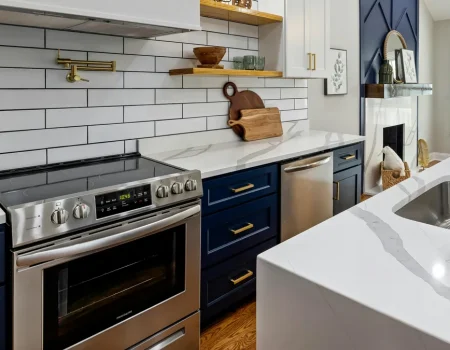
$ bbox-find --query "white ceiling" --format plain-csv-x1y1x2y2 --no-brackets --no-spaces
425,0,450,21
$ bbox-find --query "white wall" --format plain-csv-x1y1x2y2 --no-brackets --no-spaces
308,0,360,135
419,0,435,150
0,19,308,170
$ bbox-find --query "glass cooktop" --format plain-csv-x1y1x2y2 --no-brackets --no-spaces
0,154,183,208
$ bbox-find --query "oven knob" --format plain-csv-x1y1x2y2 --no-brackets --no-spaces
51,208,69,225
185,179,198,191
73,203,91,219
171,182,184,195
156,185,170,198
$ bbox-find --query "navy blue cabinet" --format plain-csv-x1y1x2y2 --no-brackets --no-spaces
0,227,4,285
0,286,4,350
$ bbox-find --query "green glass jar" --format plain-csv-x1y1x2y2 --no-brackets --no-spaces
379,60,393,84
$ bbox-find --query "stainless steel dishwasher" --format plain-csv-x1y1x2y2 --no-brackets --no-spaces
281,153,333,242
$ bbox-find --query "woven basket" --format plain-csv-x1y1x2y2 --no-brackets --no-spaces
381,162,411,190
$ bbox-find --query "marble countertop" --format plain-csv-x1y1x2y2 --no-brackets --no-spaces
259,158,450,345
142,128,365,178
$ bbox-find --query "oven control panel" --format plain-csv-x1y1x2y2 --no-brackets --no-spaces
95,185,151,219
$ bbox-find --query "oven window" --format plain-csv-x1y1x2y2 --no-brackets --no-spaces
43,224,186,350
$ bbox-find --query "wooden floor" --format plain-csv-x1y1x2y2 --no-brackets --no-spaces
200,300,256,350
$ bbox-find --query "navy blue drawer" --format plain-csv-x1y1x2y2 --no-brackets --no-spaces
0,226,4,284
333,143,362,173
0,286,4,350
201,238,276,324
202,194,278,268
202,165,278,215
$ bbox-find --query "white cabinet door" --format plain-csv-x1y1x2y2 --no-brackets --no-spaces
0,0,201,31
284,0,311,78
257,0,284,17
308,0,330,78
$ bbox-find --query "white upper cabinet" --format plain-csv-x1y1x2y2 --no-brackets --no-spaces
259,0,330,78
0,0,201,37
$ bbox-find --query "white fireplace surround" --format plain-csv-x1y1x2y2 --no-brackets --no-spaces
364,97,418,191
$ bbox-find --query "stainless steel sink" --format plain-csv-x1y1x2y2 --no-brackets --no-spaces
396,181,450,229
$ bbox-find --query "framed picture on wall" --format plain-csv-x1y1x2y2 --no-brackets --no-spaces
396,49,417,83
325,49,348,96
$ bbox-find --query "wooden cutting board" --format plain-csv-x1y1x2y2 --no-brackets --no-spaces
228,108,283,141
223,82,265,136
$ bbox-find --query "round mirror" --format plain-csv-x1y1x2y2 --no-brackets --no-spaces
384,30,407,83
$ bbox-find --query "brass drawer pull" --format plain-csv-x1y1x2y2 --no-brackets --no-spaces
308,53,312,70
341,154,356,161
333,181,340,201
312,53,317,71
230,223,254,235
230,183,255,194
230,270,254,285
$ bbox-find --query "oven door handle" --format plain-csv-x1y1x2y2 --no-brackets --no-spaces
16,205,200,268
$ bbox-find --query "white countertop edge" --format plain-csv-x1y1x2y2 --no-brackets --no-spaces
0,209,5,225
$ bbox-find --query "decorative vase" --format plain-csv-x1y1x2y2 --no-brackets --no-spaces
379,60,393,84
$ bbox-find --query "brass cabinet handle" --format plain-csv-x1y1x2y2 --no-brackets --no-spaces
230,223,254,235
333,181,340,201
230,270,254,285
341,154,356,161
312,53,317,71
308,53,312,70
230,183,255,194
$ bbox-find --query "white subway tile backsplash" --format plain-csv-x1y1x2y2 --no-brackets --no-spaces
281,88,308,99
183,102,229,118
46,70,124,89
183,75,229,89
47,107,123,128
248,38,259,51
200,17,229,34
208,33,248,49
230,77,265,88
0,47,86,68
207,89,229,102
48,142,125,163
295,99,308,109
229,22,258,38
0,19,308,170
88,53,155,72
156,31,207,45
265,78,295,88
228,48,259,60
46,30,123,53
124,72,182,88
264,99,295,111
156,89,206,104
124,105,182,122
156,118,206,136
0,110,45,131
125,38,182,57
156,57,196,72
0,90,87,110
295,79,308,88
248,88,280,100
89,89,154,107
281,109,308,122
0,150,46,170
0,24,44,48
0,127,86,153
0,68,44,88
89,122,155,143
207,115,229,130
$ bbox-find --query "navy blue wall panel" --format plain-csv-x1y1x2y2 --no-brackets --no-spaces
360,0,419,134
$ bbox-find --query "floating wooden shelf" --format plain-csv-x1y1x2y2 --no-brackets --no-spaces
169,68,283,77
365,84,433,99
200,0,283,26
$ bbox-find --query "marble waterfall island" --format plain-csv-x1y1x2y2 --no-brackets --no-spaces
257,158,450,350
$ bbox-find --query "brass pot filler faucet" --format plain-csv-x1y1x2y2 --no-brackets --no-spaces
56,49,117,83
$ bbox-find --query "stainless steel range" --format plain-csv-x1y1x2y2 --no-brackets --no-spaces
1,153,202,350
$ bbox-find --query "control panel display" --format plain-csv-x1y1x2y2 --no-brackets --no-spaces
95,185,151,219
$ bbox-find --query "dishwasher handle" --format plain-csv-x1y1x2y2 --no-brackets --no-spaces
283,156,331,173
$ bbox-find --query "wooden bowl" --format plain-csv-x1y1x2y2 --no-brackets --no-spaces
193,47,226,66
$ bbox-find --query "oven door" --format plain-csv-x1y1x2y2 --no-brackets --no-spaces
12,203,201,350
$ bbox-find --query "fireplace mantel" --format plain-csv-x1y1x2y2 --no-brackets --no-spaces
365,84,433,99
